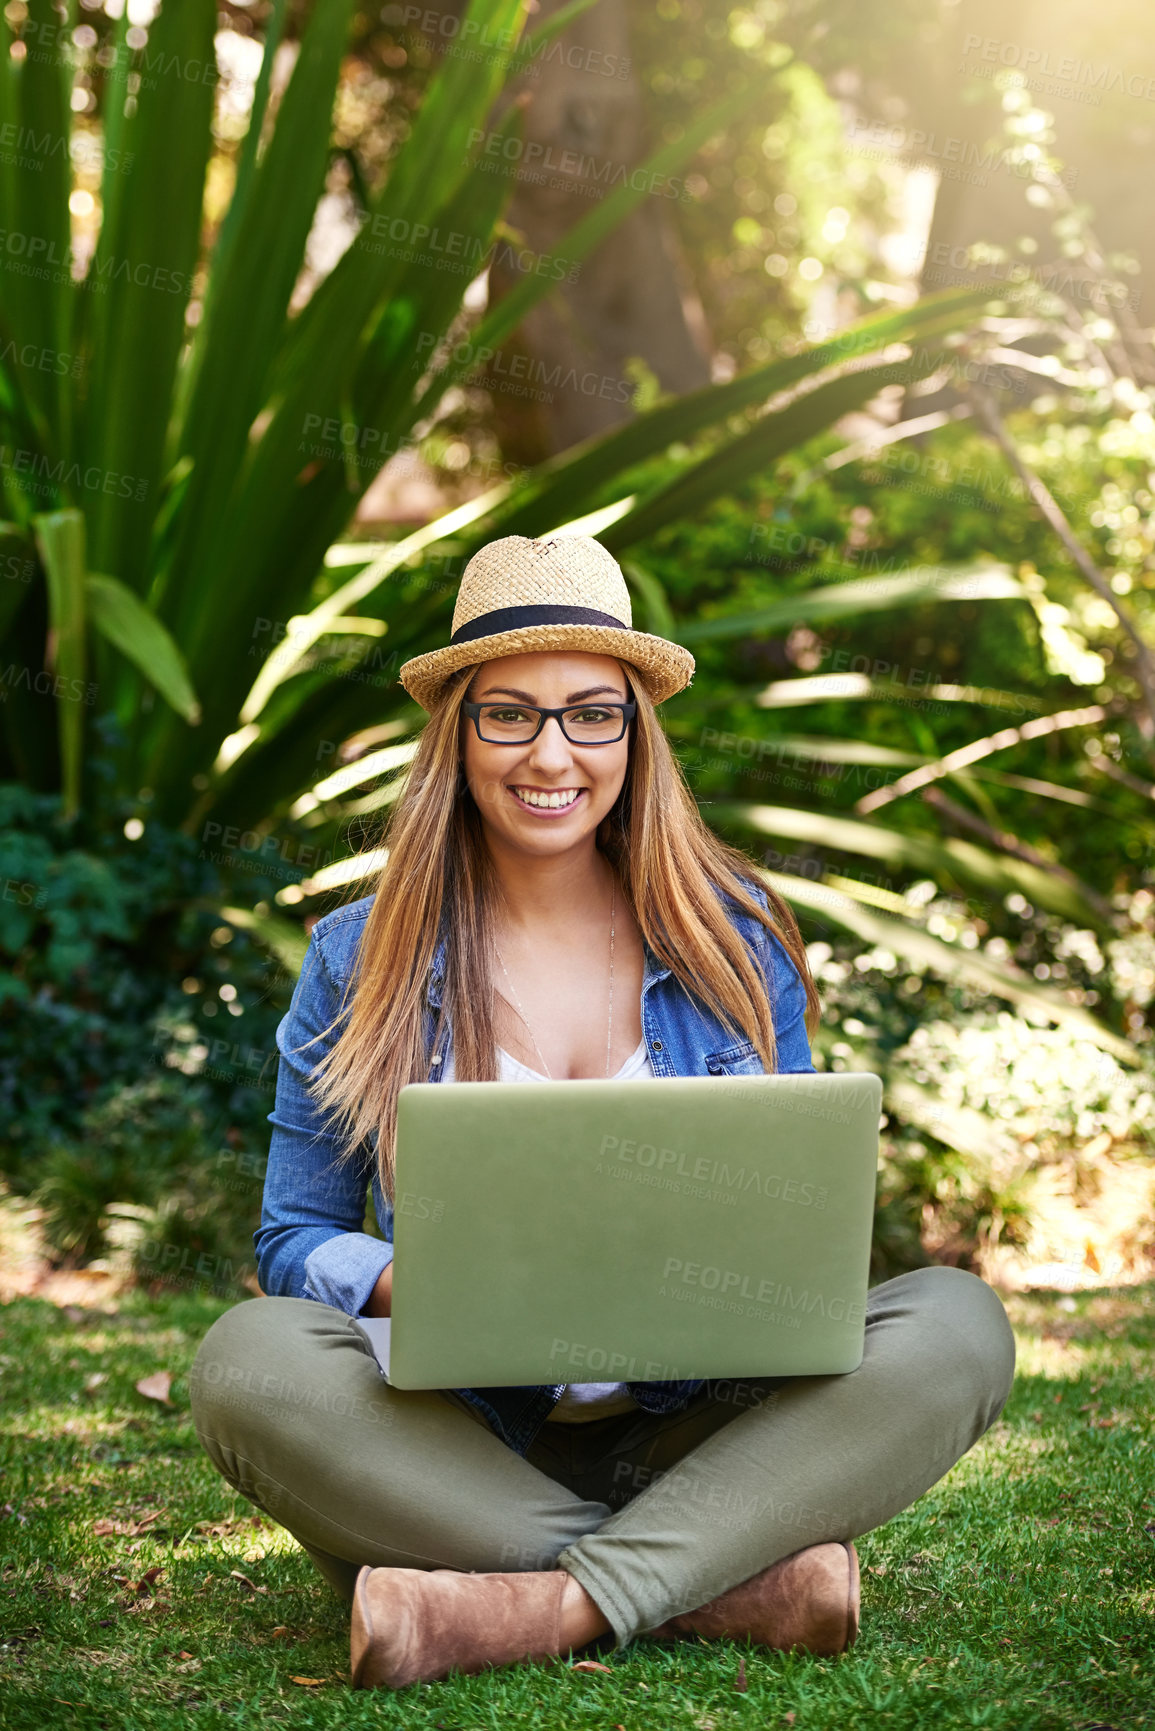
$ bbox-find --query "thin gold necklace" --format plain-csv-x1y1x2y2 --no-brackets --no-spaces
494,878,616,1080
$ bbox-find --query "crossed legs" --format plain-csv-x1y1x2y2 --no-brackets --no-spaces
189,1266,1015,1651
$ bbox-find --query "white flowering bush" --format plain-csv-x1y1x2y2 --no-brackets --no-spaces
1106,931,1155,1010
895,1011,1155,1155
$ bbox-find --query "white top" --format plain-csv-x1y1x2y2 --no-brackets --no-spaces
440,1033,658,1422
439,1037,656,1086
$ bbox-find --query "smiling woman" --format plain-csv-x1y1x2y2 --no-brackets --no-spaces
188,534,1015,1694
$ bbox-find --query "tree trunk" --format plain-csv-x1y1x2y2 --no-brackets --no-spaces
482,0,712,464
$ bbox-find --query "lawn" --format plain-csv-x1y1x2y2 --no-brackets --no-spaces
1,1280,1152,1731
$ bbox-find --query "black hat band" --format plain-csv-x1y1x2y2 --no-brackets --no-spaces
450,603,630,645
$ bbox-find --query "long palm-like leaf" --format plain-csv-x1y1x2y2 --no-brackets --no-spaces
719,801,1111,928
32,510,86,817
758,868,1134,1062
85,573,200,724
600,352,956,555
158,0,358,627
0,0,71,455
490,289,994,538
678,565,1023,644
80,0,217,590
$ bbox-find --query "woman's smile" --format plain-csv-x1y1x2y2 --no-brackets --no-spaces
506,783,587,814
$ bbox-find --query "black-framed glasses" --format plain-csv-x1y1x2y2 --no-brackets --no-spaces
462,700,636,746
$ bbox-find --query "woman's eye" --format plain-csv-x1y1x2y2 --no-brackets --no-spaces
572,708,611,723
488,707,528,721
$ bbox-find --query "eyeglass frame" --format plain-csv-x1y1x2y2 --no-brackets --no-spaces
460,698,637,746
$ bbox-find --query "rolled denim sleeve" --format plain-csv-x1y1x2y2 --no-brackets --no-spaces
255,929,393,1315
740,880,815,1074
762,927,816,1074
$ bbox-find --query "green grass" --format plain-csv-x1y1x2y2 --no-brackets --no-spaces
1,1284,1153,1731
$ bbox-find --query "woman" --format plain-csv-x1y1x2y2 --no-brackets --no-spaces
189,534,1015,1691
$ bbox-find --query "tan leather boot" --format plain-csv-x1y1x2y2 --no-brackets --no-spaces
350,1565,569,1689
643,1540,859,1656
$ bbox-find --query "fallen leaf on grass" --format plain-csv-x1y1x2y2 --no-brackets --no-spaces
783,1716,797,1727
92,1508,165,1538
735,1657,748,1692
84,1373,107,1394
230,1569,268,1594
193,1516,260,1539
135,1371,174,1406
570,1659,612,1673
869,1564,888,1576
289,1676,327,1687
271,1626,288,1638
111,1565,164,1597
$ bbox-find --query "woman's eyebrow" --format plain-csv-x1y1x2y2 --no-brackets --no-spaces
475,684,626,702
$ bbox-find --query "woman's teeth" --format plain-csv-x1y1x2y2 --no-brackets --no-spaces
510,786,582,809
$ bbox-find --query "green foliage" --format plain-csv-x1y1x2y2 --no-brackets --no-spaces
0,776,293,1283
0,0,684,821
0,0,998,839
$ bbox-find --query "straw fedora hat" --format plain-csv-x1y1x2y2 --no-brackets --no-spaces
398,534,695,711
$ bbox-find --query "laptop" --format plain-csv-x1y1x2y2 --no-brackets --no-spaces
356,1071,882,1390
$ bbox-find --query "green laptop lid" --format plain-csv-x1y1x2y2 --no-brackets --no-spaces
390,1072,881,1389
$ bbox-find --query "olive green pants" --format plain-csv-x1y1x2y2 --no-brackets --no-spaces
188,1265,1014,1650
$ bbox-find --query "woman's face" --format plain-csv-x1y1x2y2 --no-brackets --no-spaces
460,650,632,858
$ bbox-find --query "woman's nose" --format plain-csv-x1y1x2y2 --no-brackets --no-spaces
526,715,575,770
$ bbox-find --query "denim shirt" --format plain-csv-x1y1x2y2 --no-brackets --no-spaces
255,883,815,1456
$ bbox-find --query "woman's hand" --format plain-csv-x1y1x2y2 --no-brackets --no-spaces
364,1261,394,1318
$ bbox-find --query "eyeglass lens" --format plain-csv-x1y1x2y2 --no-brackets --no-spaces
475,704,626,743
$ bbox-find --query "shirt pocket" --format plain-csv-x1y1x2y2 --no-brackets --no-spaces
704,1039,764,1076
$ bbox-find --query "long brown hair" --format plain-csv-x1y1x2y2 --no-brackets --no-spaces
305,660,820,1197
